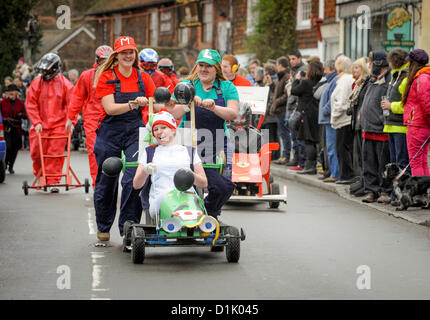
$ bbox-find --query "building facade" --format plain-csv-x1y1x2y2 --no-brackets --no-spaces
294,0,340,60
337,0,425,61
86,0,254,68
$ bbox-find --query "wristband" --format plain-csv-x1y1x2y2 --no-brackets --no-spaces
128,102,133,111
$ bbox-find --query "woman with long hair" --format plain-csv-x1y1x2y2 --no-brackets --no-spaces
402,49,430,176
166,49,238,242
291,60,324,174
93,36,156,241
348,57,370,195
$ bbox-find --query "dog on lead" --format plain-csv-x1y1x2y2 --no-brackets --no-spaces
383,163,430,211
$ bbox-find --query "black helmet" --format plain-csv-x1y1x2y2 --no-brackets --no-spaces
174,82,195,105
231,101,252,129
37,53,62,81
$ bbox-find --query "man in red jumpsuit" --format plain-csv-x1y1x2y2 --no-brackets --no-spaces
158,58,180,87
26,53,74,192
138,48,175,93
65,45,113,188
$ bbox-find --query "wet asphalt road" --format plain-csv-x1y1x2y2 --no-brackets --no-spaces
1,150,430,300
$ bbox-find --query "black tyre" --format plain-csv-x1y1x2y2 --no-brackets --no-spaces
131,226,145,264
22,180,29,195
122,220,134,252
269,183,280,209
225,226,240,263
84,178,90,193
0,161,5,183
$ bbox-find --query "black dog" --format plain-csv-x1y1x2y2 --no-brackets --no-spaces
383,163,430,211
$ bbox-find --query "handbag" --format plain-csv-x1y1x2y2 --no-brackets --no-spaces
288,109,303,131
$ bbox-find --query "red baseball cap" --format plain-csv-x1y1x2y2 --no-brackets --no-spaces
114,36,136,53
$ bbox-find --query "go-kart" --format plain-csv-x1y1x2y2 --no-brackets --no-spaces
101,84,246,264
102,158,245,264
227,102,287,208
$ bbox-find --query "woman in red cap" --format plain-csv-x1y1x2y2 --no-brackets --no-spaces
402,49,430,176
93,35,156,241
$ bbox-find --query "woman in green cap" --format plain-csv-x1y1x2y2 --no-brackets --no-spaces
167,49,239,230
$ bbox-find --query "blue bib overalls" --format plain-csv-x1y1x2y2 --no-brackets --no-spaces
185,80,236,218
93,68,146,235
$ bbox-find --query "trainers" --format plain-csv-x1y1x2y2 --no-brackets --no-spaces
323,177,338,183
362,193,376,203
286,160,298,167
274,157,287,165
289,165,304,171
377,194,392,204
50,187,60,193
391,200,400,207
97,231,110,241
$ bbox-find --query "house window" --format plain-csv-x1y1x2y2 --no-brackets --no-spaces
150,11,158,46
179,27,188,45
296,0,312,30
202,2,213,43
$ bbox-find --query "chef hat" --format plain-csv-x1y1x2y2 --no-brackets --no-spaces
151,109,177,136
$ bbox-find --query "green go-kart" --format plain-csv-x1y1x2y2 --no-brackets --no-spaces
102,153,246,264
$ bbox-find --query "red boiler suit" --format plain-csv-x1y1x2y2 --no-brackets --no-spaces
26,74,74,183
67,68,103,187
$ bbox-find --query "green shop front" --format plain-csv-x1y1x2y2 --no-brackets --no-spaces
337,0,422,60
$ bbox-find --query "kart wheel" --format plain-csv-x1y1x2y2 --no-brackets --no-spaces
225,226,240,263
131,226,145,264
23,180,29,195
122,220,134,252
269,183,280,209
84,178,90,193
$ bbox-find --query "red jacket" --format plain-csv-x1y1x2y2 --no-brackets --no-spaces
404,66,430,127
26,74,74,130
0,97,27,136
67,68,103,124
151,70,175,93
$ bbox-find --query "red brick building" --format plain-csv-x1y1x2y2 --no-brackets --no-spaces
294,0,340,60
85,0,254,68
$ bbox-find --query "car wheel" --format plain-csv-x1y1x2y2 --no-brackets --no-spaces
269,183,280,209
131,226,145,264
23,180,29,195
225,226,240,263
122,220,134,252
84,178,90,193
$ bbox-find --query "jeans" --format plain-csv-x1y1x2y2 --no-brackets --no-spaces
325,124,340,178
388,132,409,171
277,115,290,159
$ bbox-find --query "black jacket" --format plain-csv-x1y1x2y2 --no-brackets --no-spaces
291,78,320,143
360,69,392,134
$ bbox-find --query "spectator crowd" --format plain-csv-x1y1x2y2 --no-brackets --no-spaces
248,48,430,206
2,46,430,209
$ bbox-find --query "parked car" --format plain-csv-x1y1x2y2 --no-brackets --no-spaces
0,110,7,183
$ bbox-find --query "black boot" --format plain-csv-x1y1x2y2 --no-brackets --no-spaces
297,160,316,175
286,150,298,166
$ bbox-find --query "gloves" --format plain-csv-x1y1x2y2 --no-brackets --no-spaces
182,104,190,112
143,163,157,175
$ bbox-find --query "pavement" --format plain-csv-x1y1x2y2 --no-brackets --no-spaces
270,163,430,228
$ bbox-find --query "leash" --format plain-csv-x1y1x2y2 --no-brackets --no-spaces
396,134,430,179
